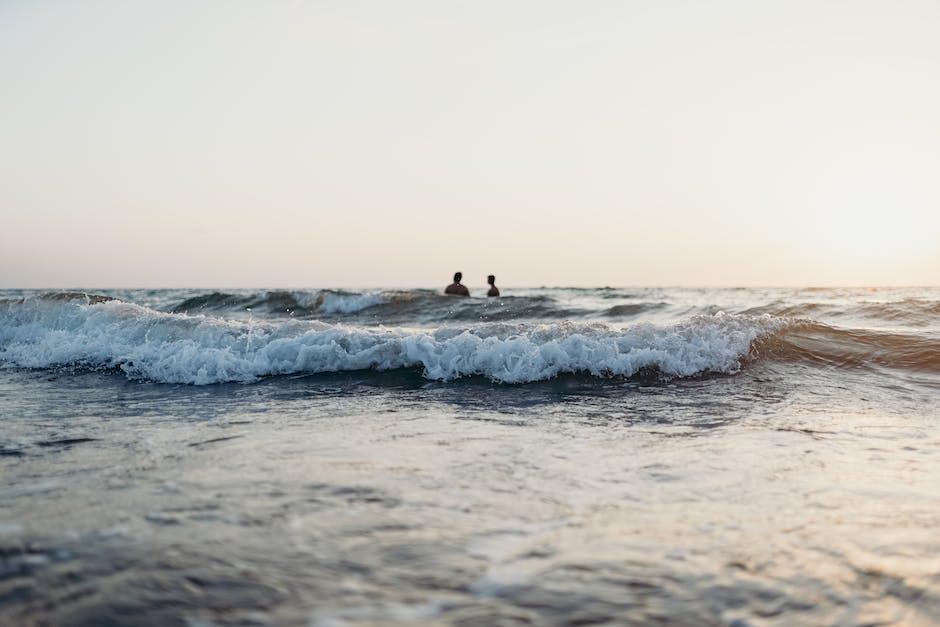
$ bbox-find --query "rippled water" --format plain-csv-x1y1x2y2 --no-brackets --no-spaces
1,287,938,625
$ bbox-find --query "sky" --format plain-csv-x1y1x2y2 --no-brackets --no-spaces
1,0,939,288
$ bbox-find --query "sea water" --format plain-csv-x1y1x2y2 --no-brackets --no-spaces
1,287,938,625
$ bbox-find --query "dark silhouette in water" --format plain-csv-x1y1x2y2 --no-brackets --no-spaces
487,275,500,297
445,272,470,296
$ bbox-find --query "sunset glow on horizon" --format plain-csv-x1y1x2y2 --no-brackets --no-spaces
2,0,938,288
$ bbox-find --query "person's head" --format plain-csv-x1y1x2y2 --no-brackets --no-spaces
453,272,462,283
487,275,496,285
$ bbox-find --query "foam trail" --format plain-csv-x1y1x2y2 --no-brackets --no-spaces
0,296,786,385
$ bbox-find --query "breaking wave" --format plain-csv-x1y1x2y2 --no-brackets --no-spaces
753,322,940,373
0,294,788,385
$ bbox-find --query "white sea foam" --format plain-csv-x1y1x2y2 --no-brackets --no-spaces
0,297,786,385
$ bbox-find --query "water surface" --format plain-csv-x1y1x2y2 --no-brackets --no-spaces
1,287,938,625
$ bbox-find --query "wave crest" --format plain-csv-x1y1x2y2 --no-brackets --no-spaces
0,296,784,385
753,321,940,373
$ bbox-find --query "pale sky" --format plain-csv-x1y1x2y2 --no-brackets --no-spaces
1,0,938,288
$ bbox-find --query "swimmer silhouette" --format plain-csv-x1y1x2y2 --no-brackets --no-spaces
486,275,500,297
444,272,470,296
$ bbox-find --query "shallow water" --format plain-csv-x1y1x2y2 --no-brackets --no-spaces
1,287,938,625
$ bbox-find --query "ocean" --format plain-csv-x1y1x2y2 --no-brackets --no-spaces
1,286,938,625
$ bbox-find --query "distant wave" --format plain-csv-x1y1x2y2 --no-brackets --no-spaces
741,299,940,327
161,289,940,330
168,289,594,323
602,303,668,317
0,294,787,385
172,292,249,312
171,289,399,317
